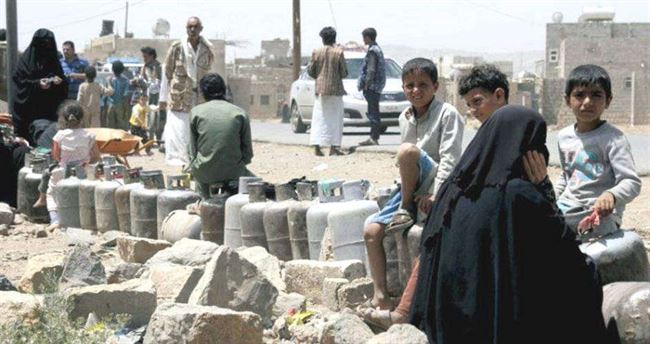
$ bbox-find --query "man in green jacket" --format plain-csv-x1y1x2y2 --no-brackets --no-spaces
190,73,254,198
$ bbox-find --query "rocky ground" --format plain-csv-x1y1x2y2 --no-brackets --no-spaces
0,141,648,343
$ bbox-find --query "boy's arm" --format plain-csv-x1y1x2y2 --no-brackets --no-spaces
605,136,642,206
554,142,568,197
364,52,377,90
431,109,465,196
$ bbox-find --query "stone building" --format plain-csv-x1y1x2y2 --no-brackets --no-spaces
84,34,226,78
542,9,650,125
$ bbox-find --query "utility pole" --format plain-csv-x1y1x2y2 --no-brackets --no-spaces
292,0,301,81
124,1,129,38
6,0,18,111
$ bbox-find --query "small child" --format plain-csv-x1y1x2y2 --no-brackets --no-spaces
106,61,130,130
362,58,465,311
556,64,642,237
129,94,152,155
76,66,113,128
34,101,100,229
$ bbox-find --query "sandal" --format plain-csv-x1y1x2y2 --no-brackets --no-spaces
385,208,415,236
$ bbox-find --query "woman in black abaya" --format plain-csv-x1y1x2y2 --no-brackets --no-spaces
409,105,607,343
12,28,67,144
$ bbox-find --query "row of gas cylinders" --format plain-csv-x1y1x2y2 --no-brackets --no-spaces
17,152,400,272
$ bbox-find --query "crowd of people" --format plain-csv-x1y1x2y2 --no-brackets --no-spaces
0,17,644,344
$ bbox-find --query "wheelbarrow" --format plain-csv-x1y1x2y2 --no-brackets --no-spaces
86,128,155,168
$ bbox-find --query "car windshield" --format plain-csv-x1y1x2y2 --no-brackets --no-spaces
345,58,401,79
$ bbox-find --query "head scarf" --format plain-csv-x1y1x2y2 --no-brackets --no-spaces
11,29,67,140
422,105,548,245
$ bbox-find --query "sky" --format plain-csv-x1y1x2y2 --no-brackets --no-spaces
2,0,649,61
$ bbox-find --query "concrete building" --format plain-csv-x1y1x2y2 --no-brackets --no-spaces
438,55,484,79
84,34,227,78
543,9,650,125
261,38,290,67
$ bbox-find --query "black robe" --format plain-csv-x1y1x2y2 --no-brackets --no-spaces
12,28,67,142
409,105,607,343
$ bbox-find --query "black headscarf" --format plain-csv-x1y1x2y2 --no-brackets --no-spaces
12,29,67,141
409,105,607,343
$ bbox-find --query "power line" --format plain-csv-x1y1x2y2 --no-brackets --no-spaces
19,0,147,36
462,0,541,27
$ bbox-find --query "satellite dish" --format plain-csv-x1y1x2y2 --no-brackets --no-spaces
552,12,564,23
152,19,170,37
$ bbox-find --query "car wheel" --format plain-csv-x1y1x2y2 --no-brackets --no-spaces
291,103,308,133
380,126,388,134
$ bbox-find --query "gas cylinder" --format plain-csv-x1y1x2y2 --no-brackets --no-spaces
329,200,379,269
22,157,50,223
94,165,124,232
115,168,144,233
239,182,270,249
55,164,85,228
79,164,102,230
376,185,398,209
287,182,315,260
199,185,230,244
130,170,165,239
263,183,295,261
223,176,262,248
160,209,202,243
342,179,370,201
156,175,201,239
580,229,650,284
306,180,346,260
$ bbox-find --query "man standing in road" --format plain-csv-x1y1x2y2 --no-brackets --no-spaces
357,28,386,146
159,16,214,166
60,41,89,100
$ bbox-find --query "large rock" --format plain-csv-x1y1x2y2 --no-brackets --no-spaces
602,282,650,344
188,246,278,323
148,264,203,304
65,279,157,327
100,230,128,247
18,252,65,293
117,236,171,263
337,277,373,310
0,274,16,291
0,202,15,225
321,313,374,344
367,324,429,344
284,259,366,303
322,278,348,311
272,292,306,318
106,262,145,284
143,303,263,344
64,227,97,246
238,246,286,292
145,238,219,268
59,244,106,289
0,291,43,326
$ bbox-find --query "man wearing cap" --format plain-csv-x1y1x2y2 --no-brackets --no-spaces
189,73,254,199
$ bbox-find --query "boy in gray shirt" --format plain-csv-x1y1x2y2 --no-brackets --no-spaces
556,64,641,238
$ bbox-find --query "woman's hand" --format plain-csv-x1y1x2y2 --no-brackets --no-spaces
52,76,63,85
523,150,547,184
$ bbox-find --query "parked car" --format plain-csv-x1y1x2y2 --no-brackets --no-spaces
289,51,409,133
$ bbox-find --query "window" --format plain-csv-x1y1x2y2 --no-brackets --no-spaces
624,77,633,89
250,95,254,105
548,49,559,63
260,95,270,105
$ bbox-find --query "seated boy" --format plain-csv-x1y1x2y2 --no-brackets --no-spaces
361,64,553,329
363,58,465,310
555,64,641,237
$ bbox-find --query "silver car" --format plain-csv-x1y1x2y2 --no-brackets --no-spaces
289,51,409,133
